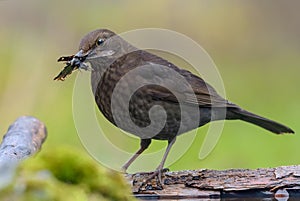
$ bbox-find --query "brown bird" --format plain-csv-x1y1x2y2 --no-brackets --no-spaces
55,29,294,186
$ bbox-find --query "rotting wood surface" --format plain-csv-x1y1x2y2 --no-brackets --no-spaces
126,166,300,200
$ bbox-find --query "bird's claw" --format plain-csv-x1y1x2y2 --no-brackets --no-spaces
137,168,169,191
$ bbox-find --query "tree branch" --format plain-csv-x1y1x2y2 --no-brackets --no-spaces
0,116,47,189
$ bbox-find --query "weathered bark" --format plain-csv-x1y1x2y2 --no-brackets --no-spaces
0,116,47,189
126,166,300,200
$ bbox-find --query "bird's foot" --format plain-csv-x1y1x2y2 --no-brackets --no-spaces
133,168,169,176
137,168,169,191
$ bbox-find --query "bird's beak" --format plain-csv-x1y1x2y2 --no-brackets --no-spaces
69,50,88,68
54,50,90,81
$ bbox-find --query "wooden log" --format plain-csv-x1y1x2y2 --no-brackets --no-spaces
126,166,300,200
0,116,47,189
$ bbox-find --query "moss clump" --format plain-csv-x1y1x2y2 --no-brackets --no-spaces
0,147,136,201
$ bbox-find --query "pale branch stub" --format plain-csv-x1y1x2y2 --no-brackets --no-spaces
0,116,47,189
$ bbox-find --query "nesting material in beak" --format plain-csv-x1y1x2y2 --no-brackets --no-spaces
54,50,88,81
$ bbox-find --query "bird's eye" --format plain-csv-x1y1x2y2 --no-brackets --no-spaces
96,38,105,46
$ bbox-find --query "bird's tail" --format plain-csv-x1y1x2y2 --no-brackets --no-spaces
229,108,294,134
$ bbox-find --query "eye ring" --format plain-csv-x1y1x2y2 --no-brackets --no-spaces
96,38,105,46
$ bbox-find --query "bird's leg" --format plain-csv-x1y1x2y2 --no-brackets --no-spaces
121,138,151,172
140,137,176,189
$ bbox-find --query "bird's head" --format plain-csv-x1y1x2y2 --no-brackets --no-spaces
54,29,132,81
79,29,117,59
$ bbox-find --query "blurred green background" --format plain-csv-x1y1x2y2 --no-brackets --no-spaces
0,0,299,171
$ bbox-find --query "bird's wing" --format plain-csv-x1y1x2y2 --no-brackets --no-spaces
138,51,235,108
145,80,231,107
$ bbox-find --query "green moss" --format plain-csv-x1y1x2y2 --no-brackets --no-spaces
0,147,136,201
